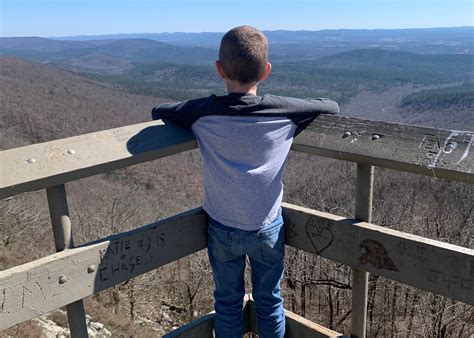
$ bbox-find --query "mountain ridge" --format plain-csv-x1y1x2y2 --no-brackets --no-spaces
0,55,166,149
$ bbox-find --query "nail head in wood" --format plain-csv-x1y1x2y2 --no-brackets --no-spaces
371,134,380,140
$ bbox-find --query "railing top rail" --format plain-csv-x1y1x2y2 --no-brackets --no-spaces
1,115,472,199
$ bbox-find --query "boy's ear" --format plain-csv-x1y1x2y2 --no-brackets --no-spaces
215,60,227,80
260,62,272,81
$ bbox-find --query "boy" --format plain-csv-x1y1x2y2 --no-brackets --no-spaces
152,26,339,338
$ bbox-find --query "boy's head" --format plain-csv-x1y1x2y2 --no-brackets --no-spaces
217,26,270,86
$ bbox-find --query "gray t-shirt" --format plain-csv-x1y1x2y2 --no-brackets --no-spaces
152,93,339,230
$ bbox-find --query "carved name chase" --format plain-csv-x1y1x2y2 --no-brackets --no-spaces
0,208,208,330
97,227,166,284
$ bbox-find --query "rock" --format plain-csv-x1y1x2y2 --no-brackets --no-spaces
32,310,112,337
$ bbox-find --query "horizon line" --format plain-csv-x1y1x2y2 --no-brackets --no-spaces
0,25,472,39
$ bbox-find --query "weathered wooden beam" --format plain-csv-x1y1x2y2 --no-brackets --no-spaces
282,203,474,306
1,204,473,330
164,294,343,338
0,120,197,199
292,114,473,183
351,164,374,338
0,208,208,330
285,309,343,338
245,294,343,338
1,116,472,199
163,312,215,338
46,184,88,338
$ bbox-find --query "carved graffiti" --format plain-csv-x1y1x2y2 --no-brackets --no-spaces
305,217,334,255
1,289,5,312
418,134,443,168
0,278,51,316
99,255,148,282
98,229,167,283
418,131,473,169
0,214,210,328
358,239,399,271
455,133,473,166
283,217,298,241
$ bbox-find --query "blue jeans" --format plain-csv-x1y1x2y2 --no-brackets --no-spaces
207,212,285,338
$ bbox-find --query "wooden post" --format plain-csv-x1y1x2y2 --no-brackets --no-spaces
46,184,88,338
351,164,374,337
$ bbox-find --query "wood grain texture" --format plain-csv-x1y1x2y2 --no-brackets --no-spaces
293,115,473,183
285,310,343,338
164,294,343,337
163,313,215,338
0,208,208,330
1,115,472,199
0,120,197,199
282,203,474,305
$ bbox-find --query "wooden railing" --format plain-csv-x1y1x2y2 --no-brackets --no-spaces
1,115,473,337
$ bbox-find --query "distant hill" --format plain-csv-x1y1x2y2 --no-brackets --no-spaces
397,84,474,128
400,83,474,110
298,49,474,84
316,49,472,69
93,48,472,101
0,37,216,72
0,56,166,149
59,52,133,73
53,26,473,54
2,27,472,71
0,36,91,51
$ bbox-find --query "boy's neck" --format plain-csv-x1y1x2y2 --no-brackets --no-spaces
225,79,258,96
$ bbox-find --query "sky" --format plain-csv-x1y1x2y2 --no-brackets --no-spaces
1,0,473,37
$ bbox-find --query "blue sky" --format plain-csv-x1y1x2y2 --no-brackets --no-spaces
1,0,473,37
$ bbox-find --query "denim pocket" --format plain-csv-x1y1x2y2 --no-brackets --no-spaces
208,222,238,263
256,222,285,266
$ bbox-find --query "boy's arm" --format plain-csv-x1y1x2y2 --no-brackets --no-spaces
293,98,340,136
306,98,340,115
151,97,207,129
151,102,192,128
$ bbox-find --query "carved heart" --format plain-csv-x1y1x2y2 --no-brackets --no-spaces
305,217,334,255
283,217,298,241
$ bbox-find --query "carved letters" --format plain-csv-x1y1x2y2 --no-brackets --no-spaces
98,229,167,283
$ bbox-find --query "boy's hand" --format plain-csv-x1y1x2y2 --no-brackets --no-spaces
151,102,180,121
306,98,340,115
